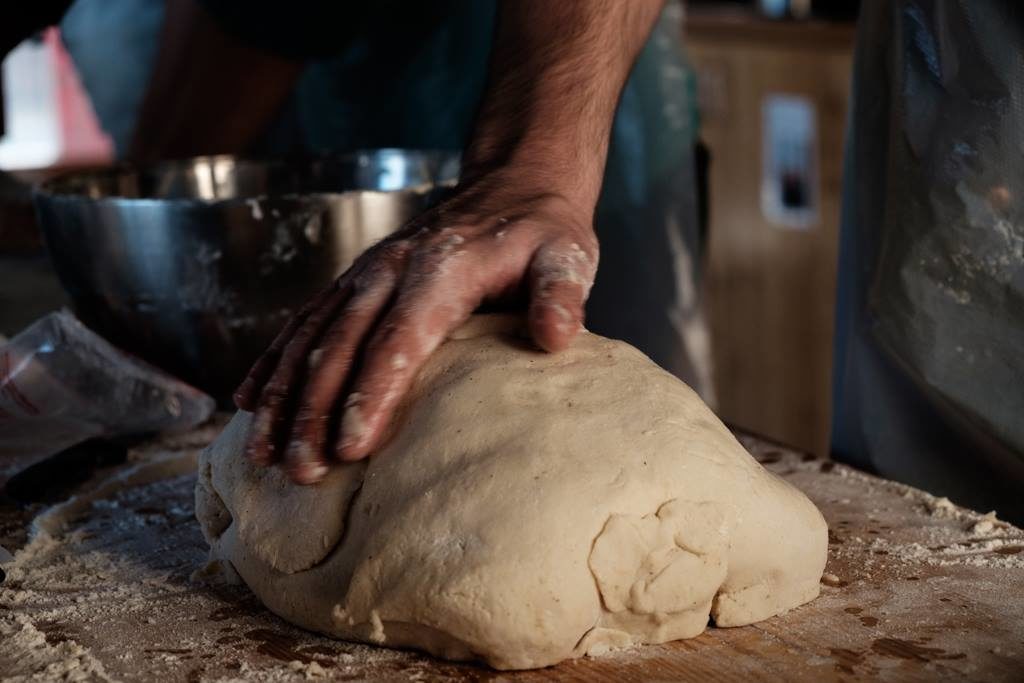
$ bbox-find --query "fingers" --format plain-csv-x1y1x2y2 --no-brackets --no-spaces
234,282,337,411
244,286,350,468
335,312,456,462
239,206,599,482
336,253,483,461
283,270,398,483
527,240,597,352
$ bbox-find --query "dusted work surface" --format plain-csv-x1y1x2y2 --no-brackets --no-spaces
1,425,1022,681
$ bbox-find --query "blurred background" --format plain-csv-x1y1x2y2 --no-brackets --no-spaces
0,0,860,456
686,0,858,456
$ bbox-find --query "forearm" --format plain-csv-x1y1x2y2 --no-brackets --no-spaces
462,0,663,209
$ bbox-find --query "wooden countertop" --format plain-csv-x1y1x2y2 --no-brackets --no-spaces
1,423,1022,681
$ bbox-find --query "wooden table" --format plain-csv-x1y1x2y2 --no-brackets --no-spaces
1,424,1022,681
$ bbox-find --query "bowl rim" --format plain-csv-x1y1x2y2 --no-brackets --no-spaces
33,149,461,206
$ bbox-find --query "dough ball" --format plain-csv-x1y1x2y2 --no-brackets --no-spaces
196,316,827,670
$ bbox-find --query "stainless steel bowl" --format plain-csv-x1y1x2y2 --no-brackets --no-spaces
33,150,459,402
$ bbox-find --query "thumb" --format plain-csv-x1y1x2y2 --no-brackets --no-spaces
527,239,597,352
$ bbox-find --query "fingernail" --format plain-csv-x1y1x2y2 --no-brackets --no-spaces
245,413,274,461
340,393,368,453
291,461,328,485
286,438,313,463
285,435,325,483
246,442,271,464
233,379,254,407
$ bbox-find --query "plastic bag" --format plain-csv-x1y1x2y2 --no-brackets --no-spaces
0,311,215,465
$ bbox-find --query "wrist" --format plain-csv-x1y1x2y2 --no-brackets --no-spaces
460,138,607,215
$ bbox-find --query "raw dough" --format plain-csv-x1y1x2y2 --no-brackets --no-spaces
196,315,827,670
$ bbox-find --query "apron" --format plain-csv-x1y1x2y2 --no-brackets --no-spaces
832,1,1024,522
60,0,713,400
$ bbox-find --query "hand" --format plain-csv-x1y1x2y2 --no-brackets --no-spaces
234,169,599,483
232,0,660,485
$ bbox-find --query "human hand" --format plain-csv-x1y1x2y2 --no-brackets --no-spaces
234,168,598,483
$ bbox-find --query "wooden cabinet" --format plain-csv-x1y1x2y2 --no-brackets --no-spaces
685,12,855,455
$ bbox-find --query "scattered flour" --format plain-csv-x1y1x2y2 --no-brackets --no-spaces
2,425,1021,679
0,614,112,682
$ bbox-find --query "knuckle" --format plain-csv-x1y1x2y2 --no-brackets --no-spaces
351,239,408,277
533,244,596,298
353,258,399,292
380,238,412,258
417,231,468,262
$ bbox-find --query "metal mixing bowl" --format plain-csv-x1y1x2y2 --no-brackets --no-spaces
33,150,459,402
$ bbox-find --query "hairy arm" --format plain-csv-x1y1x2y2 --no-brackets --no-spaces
462,0,663,206
239,0,664,480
